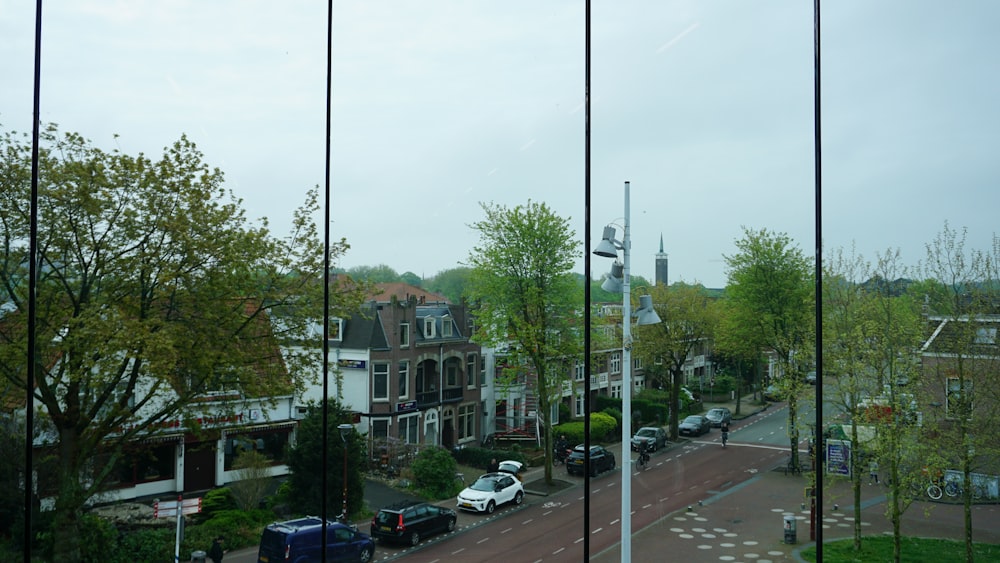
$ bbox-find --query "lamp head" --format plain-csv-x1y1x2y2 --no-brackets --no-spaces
635,294,662,325
594,226,619,258
337,423,353,441
601,262,624,293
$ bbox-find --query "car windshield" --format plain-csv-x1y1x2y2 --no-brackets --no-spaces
637,429,656,437
684,416,701,423
708,410,722,417
470,477,498,492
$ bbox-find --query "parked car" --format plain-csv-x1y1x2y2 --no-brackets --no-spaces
805,371,817,385
631,426,668,451
457,468,525,514
370,501,457,546
566,444,617,477
705,407,732,428
257,516,374,563
763,384,781,401
678,415,711,437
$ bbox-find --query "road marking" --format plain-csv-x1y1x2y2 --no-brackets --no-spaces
500,527,512,534
593,527,604,534
522,518,533,525
451,548,465,555
610,518,620,525
477,538,489,544
642,503,652,509
553,547,565,555
574,537,584,544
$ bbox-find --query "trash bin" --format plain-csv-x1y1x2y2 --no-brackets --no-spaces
783,514,797,544
190,550,207,563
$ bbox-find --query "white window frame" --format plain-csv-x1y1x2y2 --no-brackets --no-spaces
373,362,389,402
610,352,621,374
398,413,419,444
442,315,453,337
458,403,476,441
398,361,410,399
400,321,410,348
946,376,973,419
574,393,585,417
330,317,344,341
575,360,585,381
466,355,477,388
424,318,435,338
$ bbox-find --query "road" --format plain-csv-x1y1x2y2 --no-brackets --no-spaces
228,405,802,562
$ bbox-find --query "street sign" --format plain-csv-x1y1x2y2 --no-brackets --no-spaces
154,497,202,518
825,439,852,477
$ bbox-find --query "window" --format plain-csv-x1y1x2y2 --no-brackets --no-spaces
466,355,477,387
330,318,344,341
458,403,476,440
610,352,621,374
442,314,453,337
399,413,419,444
373,362,389,401
975,327,997,345
575,360,585,381
480,356,487,387
446,361,458,386
575,394,585,417
225,430,289,470
611,383,622,399
634,357,643,370
400,322,409,348
398,361,409,399
946,376,973,419
424,317,435,338
371,419,389,441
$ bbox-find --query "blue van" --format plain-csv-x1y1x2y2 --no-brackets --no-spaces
256,517,374,563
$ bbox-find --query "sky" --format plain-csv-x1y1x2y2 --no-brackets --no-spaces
2,1,998,289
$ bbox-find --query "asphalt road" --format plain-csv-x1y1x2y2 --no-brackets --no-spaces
227,406,797,563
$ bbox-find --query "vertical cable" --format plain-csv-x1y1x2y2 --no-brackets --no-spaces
583,0,592,559
321,0,334,558
812,0,824,557
24,1,44,561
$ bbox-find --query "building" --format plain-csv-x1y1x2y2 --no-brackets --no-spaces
322,283,483,464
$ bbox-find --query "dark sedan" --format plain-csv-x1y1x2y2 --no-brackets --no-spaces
678,415,711,437
566,444,616,477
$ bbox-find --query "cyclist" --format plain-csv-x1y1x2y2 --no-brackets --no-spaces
720,421,730,448
637,440,650,468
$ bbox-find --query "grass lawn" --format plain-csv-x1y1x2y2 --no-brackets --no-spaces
800,536,1000,562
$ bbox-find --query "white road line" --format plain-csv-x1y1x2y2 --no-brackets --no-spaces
477,538,489,544
593,527,604,534
553,547,565,555
501,527,512,534
451,548,465,555
643,504,652,509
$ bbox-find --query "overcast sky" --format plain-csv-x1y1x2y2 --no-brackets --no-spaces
3,1,998,288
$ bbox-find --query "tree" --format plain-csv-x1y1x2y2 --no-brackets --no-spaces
229,449,272,511
918,223,1000,563
410,446,461,499
285,400,365,519
400,271,422,287
825,246,924,560
710,297,762,416
425,267,472,304
633,282,718,441
0,125,365,562
724,227,814,472
346,263,400,283
465,200,580,485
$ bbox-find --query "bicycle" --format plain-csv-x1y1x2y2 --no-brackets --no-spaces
637,450,650,470
721,431,729,448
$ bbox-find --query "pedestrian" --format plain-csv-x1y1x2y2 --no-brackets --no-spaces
869,460,879,485
487,457,500,473
208,535,227,563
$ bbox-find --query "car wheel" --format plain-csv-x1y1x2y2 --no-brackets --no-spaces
486,500,496,514
359,545,373,563
514,491,524,505
447,517,456,532
409,531,421,546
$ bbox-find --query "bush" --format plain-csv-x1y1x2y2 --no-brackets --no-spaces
197,487,236,523
411,447,461,500
229,450,271,511
554,411,619,445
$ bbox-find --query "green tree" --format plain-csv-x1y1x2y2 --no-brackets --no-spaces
425,267,472,304
465,200,580,485
410,446,461,499
919,223,1000,563
0,125,366,562
825,246,924,560
724,227,814,472
347,263,400,283
634,282,717,440
285,400,365,519
712,297,764,415
400,271,422,287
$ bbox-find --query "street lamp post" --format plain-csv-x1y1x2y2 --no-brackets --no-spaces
594,180,662,563
337,423,353,521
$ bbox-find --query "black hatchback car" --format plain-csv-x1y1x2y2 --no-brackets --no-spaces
370,501,457,546
566,444,616,477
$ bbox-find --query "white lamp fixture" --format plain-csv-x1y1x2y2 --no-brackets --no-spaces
594,181,661,563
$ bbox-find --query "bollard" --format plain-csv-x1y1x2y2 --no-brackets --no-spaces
783,514,797,544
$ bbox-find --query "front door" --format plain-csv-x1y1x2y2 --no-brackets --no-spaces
183,443,216,492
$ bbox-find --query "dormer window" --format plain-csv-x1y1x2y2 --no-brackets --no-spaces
330,318,344,341
400,322,410,348
442,315,453,337
424,317,436,338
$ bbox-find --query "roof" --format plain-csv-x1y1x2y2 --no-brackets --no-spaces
371,282,450,305
921,315,1000,357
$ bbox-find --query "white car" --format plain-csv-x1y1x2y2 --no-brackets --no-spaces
456,461,525,514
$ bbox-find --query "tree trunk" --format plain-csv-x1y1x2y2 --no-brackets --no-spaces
52,428,85,562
